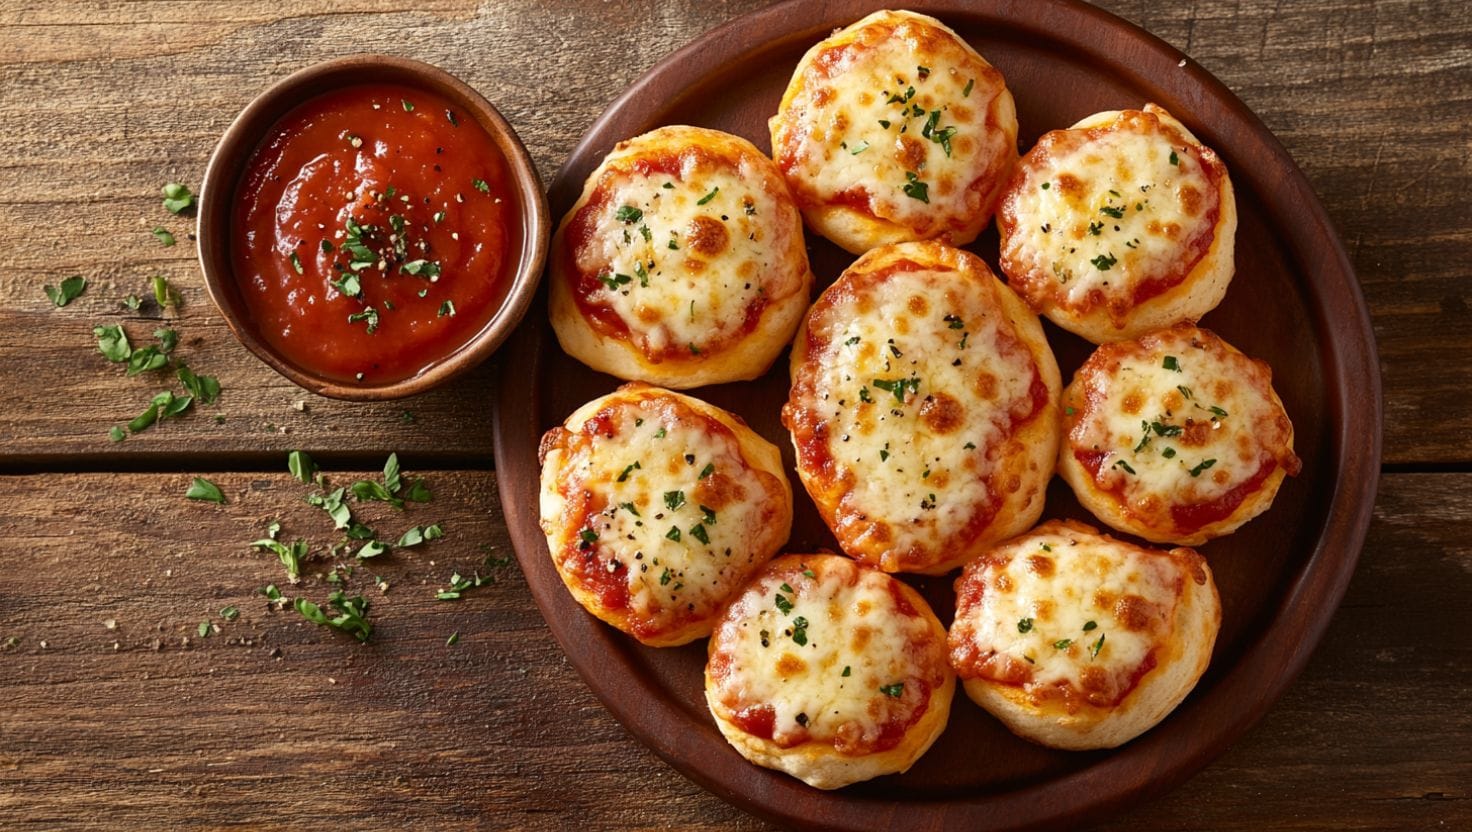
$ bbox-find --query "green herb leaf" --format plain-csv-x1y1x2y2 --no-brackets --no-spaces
176,364,220,405
472,178,490,194
288,450,316,484
963,78,975,97
289,251,304,274
1018,617,1034,633
44,275,87,307
1163,355,1180,371
697,187,719,205
614,205,643,223
152,275,178,309
849,140,870,155
402,99,414,112
126,345,169,376
871,376,921,403
162,182,195,214
198,621,212,638
902,171,929,203
1091,252,1118,271
154,328,179,353
774,592,793,615
403,479,432,503
446,631,460,646
1188,458,1217,477
185,477,225,504
220,605,239,621
663,490,686,511
1083,620,1097,631
356,540,388,559
95,325,132,362
438,300,456,318
689,523,710,545
1169,150,1179,166
109,426,126,442
1113,459,1137,475
879,682,904,698
351,479,403,508
1054,638,1073,649
348,307,380,334
383,453,402,494
1091,633,1106,657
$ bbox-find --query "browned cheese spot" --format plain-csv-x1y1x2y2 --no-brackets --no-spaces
897,135,927,171
1113,593,1157,631
920,392,964,434
1121,389,1144,415
686,215,729,257
1179,183,1203,217
1026,554,1056,578
777,653,808,676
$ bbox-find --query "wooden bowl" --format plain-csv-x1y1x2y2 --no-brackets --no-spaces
197,55,548,401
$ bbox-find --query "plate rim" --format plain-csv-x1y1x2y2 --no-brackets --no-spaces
492,1,1383,829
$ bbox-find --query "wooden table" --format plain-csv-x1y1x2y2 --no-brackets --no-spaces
1,1,1467,828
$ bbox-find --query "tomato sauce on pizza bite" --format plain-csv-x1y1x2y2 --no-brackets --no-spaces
705,555,954,789
1059,324,1301,545
783,241,1060,574
770,9,1018,254
550,125,811,388
998,105,1236,343
539,385,792,647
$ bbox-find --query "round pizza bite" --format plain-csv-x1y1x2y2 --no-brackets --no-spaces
1059,323,1301,545
538,384,793,647
549,125,814,388
705,554,954,789
947,519,1221,750
997,104,1236,343
770,9,1019,254
782,241,1061,575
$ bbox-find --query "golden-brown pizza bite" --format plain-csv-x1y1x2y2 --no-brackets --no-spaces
1059,324,1301,546
770,10,1019,254
549,125,813,388
782,241,1061,575
538,384,793,647
948,519,1221,750
997,104,1236,343
705,554,954,789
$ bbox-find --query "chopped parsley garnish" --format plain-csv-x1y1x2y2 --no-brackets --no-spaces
438,300,456,318
1113,459,1137,475
44,275,87,307
879,682,904,698
1041,181,1051,190
288,450,316,484
1177,384,1194,400
1018,617,1033,633
1163,355,1181,371
1100,204,1125,219
151,227,176,247
348,307,380,334
596,272,631,290
295,591,373,642
698,463,715,479
663,490,686,511
1090,252,1118,271
689,523,710,545
615,205,643,223
944,314,964,329
153,275,178,309
1087,220,1103,236
446,631,460,646
401,259,441,278
1151,421,1183,437
1188,458,1217,477
1209,405,1229,418
401,99,414,112
1054,639,1073,649
185,477,225,504
700,505,716,525
472,178,490,194
963,78,975,97
289,251,304,275
902,171,929,203
1169,150,1179,166
665,526,681,542
617,461,641,482
1083,620,1098,631
849,140,870,155
696,187,719,205
162,182,195,214
871,376,920,403
774,592,793,615
1091,633,1106,657
1162,447,1177,458
332,274,362,298
791,615,809,646
436,569,497,601
659,567,672,586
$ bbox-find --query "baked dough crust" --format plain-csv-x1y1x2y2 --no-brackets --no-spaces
1058,323,1301,546
770,10,1018,254
539,383,793,646
948,519,1221,750
783,241,1061,574
997,104,1236,343
550,125,813,388
705,554,954,789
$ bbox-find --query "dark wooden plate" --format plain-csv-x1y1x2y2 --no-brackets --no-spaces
491,1,1382,829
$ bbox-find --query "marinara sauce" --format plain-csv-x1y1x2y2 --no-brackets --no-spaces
234,83,514,384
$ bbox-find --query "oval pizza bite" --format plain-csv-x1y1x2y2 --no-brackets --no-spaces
549,125,813,388
705,554,954,789
997,104,1236,343
783,241,1061,575
1059,323,1301,545
538,384,793,647
948,519,1221,750
770,9,1019,254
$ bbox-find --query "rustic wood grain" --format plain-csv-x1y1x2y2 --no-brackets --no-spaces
0,0,1467,466
0,471,1465,830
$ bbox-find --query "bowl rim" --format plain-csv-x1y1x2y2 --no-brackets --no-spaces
197,53,549,401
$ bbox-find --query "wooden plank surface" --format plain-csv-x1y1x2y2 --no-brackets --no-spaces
0,470,1466,830
1,0,1468,467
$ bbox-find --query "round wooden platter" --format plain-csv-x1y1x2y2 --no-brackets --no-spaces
491,1,1382,829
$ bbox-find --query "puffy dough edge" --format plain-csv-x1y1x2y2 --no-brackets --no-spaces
960,534,1222,750
549,125,814,389
538,383,794,647
703,571,956,789
769,10,1019,256
1056,349,1296,547
1026,105,1237,344
786,240,1062,575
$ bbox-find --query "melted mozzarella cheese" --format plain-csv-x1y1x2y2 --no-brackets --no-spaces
575,160,778,356
1006,115,1214,305
571,400,770,619
1073,335,1268,503
713,561,935,747
783,20,1009,230
959,529,1180,691
809,269,1036,552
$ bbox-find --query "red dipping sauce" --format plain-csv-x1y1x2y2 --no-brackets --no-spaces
233,83,514,384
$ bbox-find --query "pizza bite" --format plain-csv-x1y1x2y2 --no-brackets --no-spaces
1059,323,1301,545
997,104,1236,343
782,241,1061,575
705,554,954,789
948,519,1221,750
538,384,793,647
770,9,1019,254
549,125,813,388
